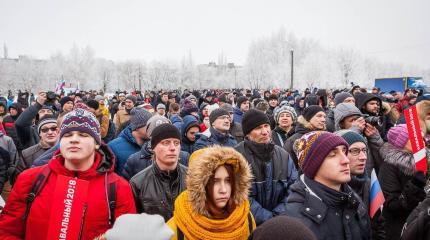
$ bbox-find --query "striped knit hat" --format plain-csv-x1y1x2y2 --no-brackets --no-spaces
294,131,348,179
60,108,101,145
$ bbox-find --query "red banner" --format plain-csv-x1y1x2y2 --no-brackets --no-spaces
404,105,428,173
47,175,89,240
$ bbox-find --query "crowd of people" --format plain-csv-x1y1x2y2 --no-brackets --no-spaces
0,86,429,239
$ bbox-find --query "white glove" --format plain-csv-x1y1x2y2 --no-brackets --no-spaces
105,213,173,240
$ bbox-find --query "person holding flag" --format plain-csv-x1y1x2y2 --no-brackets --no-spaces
378,124,428,240
0,108,136,239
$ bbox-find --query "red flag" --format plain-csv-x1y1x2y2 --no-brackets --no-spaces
47,175,89,240
404,105,428,173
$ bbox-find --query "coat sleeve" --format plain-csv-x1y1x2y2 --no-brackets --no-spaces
249,197,273,225
99,115,109,138
15,102,41,149
114,178,137,219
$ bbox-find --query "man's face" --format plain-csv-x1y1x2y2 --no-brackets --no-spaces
125,99,134,110
186,126,200,142
315,145,350,189
60,131,96,163
371,89,378,94
212,115,231,133
134,126,149,142
9,108,18,116
299,100,305,108
63,101,74,112
309,111,326,130
347,142,367,175
38,109,54,119
153,138,181,169
161,94,168,102
340,115,360,129
365,100,380,115
240,101,250,112
247,123,271,144
157,108,165,116
39,123,59,146
269,99,278,107
343,97,355,104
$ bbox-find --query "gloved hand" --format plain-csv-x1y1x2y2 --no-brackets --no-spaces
105,213,173,240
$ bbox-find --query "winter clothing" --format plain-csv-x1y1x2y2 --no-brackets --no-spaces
241,109,270,136
283,175,371,240
156,103,166,110
333,103,362,131
235,139,298,225
151,123,181,148
251,215,317,240
180,115,200,154
145,115,171,137
0,145,137,240
273,104,297,123
130,108,152,131
14,102,45,150
60,108,101,144
294,131,348,179
232,106,244,124
303,105,324,122
130,160,187,221
236,96,248,108
108,126,142,174
3,103,24,151
334,92,354,106
59,96,73,108
95,108,110,138
271,126,294,147
336,130,366,147
36,115,57,134
113,108,131,136
126,95,137,105
209,108,229,125
387,124,409,149
401,191,430,240
193,127,237,152
378,143,427,240
0,132,17,193
167,146,255,240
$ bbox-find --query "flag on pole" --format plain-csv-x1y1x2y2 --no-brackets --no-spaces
370,169,385,218
404,105,428,173
55,79,66,92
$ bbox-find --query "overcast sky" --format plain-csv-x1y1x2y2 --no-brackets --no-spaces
1,0,429,68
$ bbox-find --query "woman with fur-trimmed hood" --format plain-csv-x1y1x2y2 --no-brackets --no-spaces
167,146,255,240
284,105,326,170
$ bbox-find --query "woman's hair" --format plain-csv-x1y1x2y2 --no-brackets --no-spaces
205,164,236,216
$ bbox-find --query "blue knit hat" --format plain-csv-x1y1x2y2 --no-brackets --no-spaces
335,130,367,146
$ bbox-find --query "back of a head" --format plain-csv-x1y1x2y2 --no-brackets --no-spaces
251,216,317,240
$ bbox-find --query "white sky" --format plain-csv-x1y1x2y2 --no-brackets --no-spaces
1,0,429,68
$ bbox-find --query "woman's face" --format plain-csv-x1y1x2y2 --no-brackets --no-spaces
210,165,232,209
309,111,326,130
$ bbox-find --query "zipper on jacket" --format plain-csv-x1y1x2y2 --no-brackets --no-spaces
78,203,88,240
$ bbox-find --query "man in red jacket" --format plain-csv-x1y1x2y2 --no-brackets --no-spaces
0,108,136,240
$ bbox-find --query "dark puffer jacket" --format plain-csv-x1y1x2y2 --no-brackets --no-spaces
284,175,371,240
401,192,430,240
271,126,295,148
378,143,427,240
180,115,200,154
235,139,298,225
121,141,190,181
193,127,237,152
14,102,44,150
130,162,187,222
108,125,142,174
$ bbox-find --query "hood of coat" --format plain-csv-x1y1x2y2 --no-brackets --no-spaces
380,142,421,176
48,143,115,178
181,115,200,143
186,146,252,217
333,103,362,131
354,93,382,115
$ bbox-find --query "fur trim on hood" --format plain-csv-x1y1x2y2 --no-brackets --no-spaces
379,142,429,176
186,146,252,217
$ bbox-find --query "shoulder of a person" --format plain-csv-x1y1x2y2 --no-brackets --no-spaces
129,164,153,185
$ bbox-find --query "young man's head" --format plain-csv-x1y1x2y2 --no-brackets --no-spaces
130,108,153,145
242,109,271,144
37,114,59,147
37,106,54,119
151,123,181,171
302,105,326,130
334,103,362,130
182,115,200,142
268,94,279,108
334,92,355,106
209,108,231,134
336,130,367,176
236,96,250,113
125,95,137,110
86,100,99,115
161,92,169,103
60,96,74,113
295,131,350,191
59,109,101,171
156,103,166,116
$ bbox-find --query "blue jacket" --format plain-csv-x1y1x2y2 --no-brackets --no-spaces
108,125,141,174
193,127,237,152
121,141,190,180
170,114,183,131
234,139,298,225
233,106,244,124
180,115,200,154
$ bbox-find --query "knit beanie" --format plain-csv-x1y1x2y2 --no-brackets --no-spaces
251,216,317,240
335,130,367,146
37,114,57,134
220,103,234,113
151,123,181,148
334,92,353,106
181,99,199,116
86,99,99,110
126,95,137,104
274,104,297,123
94,95,104,102
236,96,248,108
145,115,171,137
130,108,153,131
294,131,348,179
302,105,325,122
156,103,166,110
387,124,409,149
60,109,101,145
60,96,74,108
209,108,230,125
242,109,270,136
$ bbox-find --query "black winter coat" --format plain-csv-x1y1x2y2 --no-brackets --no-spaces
271,126,295,148
401,192,430,240
130,162,187,222
378,143,427,240
284,175,371,240
283,123,313,169
14,102,43,150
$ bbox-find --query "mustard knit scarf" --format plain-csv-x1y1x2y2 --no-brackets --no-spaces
174,191,251,240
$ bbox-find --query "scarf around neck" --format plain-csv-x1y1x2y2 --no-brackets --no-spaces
173,191,252,240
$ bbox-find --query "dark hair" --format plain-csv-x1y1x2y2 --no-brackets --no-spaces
205,164,236,216
169,102,180,113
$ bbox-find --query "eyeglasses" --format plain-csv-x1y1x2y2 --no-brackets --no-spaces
348,148,367,156
40,126,58,133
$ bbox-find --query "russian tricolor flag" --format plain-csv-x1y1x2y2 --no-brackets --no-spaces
370,169,385,218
